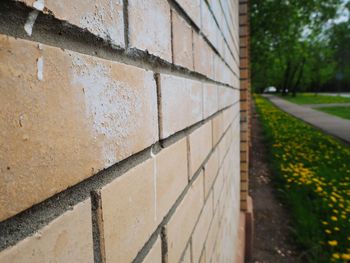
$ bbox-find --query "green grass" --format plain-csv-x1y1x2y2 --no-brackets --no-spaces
317,106,350,120
279,93,350,105
254,95,350,262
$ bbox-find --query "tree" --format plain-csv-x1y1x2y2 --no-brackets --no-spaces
250,0,342,94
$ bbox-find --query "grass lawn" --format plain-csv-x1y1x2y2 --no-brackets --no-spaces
279,93,350,105
317,106,350,120
255,95,350,262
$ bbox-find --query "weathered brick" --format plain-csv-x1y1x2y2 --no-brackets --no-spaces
20,0,124,47
0,35,158,220
0,200,93,262
212,112,224,147
143,236,162,263
101,159,156,263
188,122,212,178
213,168,224,210
156,138,188,221
193,33,213,77
172,10,193,70
200,0,218,48
165,172,204,263
192,192,213,263
203,83,218,119
128,0,171,61
205,206,220,262
175,0,201,27
204,148,219,198
219,86,236,109
158,74,203,139
180,243,192,263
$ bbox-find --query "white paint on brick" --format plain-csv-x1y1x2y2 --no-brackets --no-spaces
70,54,142,166
150,146,158,222
128,0,171,61
33,0,45,11
37,57,44,81
79,0,123,47
24,10,39,36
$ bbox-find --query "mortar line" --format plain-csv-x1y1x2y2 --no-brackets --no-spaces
0,99,239,251
0,0,239,91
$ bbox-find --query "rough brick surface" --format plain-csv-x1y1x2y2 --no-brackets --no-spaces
204,149,219,197
0,35,158,221
188,122,212,178
128,0,171,61
20,0,124,47
158,74,203,139
143,236,162,263
203,83,219,119
172,10,194,70
165,172,204,263
101,159,156,263
0,0,247,262
192,192,213,262
193,33,213,77
156,138,188,221
0,200,93,263
175,0,201,27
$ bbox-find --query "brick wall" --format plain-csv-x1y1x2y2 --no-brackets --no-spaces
0,0,247,262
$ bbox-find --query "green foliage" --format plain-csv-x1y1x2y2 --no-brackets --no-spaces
251,0,345,93
280,93,350,104
317,106,350,120
255,95,350,262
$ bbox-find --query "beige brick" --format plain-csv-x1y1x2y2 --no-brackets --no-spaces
156,138,188,222
200,0,217,48
192,192,213,263
0,200,93,263
159,74,203,139
212,112,224,147
0,35,158,220
199,249,206,263
205,207,220,262
175,0,201,27
204,149,219,198
203,83,218,119
20,0,124,47
219,86,237,109
193,33,213,77
142,236,162,263
128,0,171,61
101,159,156,263
188,122,212,178
213,168,224,210
180,243,192,263
172,10,193,70
165,172,204,263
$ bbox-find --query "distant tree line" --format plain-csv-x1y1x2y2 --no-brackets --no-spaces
251,0,350,95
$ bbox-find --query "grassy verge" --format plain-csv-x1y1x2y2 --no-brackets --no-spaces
255,95,350,262
278,93,350,105
317,106,350,120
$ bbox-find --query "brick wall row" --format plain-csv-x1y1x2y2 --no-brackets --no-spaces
0,0,245,262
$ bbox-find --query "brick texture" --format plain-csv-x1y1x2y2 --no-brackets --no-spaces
172,10,194,70
128,0,172,61
158,74,203,139
101,159,156,263
0,0,247,262
0,200,93,262
0,35,158,221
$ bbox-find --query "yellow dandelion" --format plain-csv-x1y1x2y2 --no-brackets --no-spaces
328,240,338,246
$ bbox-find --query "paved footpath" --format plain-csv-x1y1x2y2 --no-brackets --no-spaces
263,95,350,143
